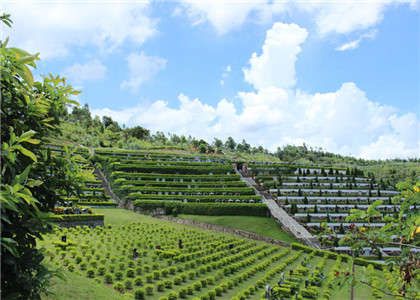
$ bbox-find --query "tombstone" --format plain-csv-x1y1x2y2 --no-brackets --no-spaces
179,239,183,249
74,207,81,214
62,235,67,242
133,248,138,259
295,292,299,299
81,208,89,214
315,266,318,270
265,285,271,300
280,273,285,284
305,279,309,288
290,269,293,276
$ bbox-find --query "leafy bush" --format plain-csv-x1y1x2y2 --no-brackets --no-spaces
104,273,113,284
145,284,153,295
86,268,95,278
113,281,124,291
167,291,178,300
134,276,143,286
97,265,106,276
126,268,135,278
134,288,145,300
115,271,123,280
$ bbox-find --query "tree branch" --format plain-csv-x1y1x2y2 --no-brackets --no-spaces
359,281,414,300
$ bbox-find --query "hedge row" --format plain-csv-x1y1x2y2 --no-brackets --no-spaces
112,172,240,181
50,214,105,221
106,158,226,167
123,186,255,195
115,179,246,188
134,200,268,217
78,201,118,207
128,194,261,202
109,163,233,174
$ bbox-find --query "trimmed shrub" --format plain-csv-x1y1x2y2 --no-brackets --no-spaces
134,276,143,286
178,287,187,298
173,276,182,285
104,273,113,284
115,271,123,280
167,291,178,300
145,284,154,296
97,265,106,276
156,281,165,292
86,268,95,278
126,268,135,278
124,278,133,290
134,288,145,300
113,281,124,291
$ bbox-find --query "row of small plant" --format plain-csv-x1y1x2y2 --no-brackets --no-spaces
112,172,241,182
118,179,247,188
128,194,261,202
134,201,268,217
109,163,233,175
107,158,227,167
125,186,255,195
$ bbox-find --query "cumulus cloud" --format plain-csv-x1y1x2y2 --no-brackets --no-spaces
3,1,157,59
120,52,167,92
62,59,106,84
243,22,308,90
93,21,418,159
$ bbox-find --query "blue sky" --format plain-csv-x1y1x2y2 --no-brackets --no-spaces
3,0,419,159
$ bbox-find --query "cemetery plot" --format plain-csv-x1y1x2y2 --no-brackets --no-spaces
99,149,262,206
41,221,393,299
247,164,405,258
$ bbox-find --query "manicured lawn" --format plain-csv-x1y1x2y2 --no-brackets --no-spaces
174,214,300,244
41,263,127,300
94,207,158,226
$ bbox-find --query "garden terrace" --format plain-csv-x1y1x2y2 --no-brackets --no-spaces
112,172,240,181
116,179,247,188
127,194,261,203
39,216,398,300
246,164,403,258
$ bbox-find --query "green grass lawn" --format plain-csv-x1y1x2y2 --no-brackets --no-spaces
173,214,299,244
94,207,158,226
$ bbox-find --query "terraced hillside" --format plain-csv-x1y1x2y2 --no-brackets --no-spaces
249,163,410,258
96,149,262,206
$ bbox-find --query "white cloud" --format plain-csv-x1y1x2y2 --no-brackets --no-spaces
336,30,377,51
180,0,415,42
243,22,308,90
62,59,106,84
3,1,157,59
180,0,271,35
92,21,418,159
120,52,166,92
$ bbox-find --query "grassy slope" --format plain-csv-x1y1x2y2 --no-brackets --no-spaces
174,214,299,244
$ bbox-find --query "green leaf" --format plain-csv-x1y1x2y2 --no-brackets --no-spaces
19,147,37,163
19,130,36,142
10,47,33,57
26,180,43,187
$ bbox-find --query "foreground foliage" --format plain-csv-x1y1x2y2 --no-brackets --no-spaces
0,15,92,299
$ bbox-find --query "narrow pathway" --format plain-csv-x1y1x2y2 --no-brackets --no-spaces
238,170,321,249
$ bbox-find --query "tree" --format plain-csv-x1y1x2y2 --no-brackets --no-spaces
319,182,420,299
125,126,150,140
213,138,223,149
225,136,236,152
1,14,93,299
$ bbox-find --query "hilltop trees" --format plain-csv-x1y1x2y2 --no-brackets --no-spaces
1,14,93,298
